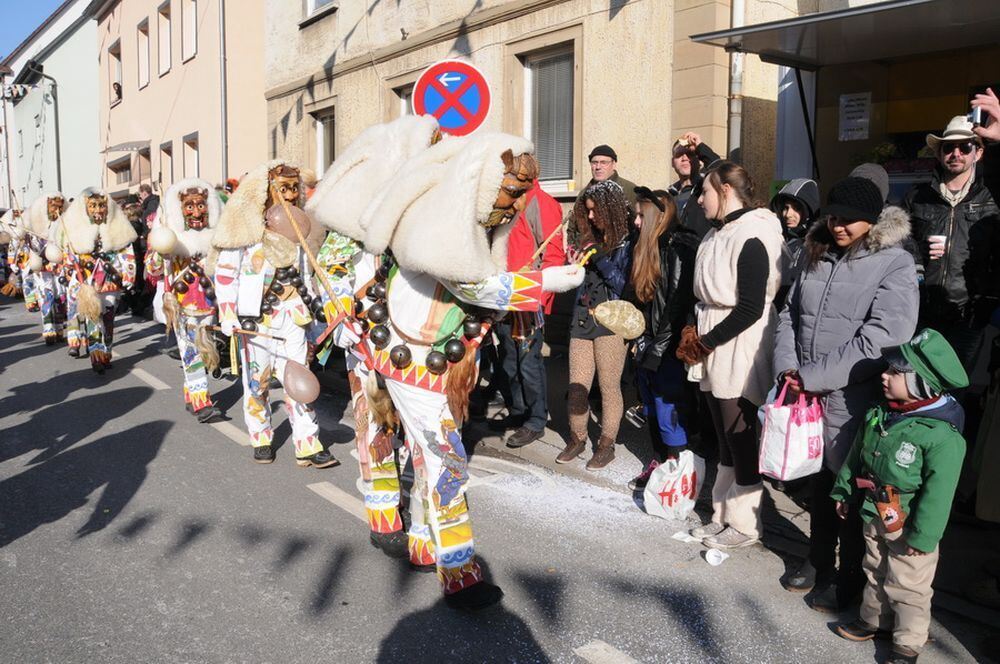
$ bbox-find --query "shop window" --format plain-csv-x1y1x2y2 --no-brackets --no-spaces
160,141,174,187
158,2,171,76
182,0,197,62
109,40,123,104
183,133,199,178
313,109,335,177
137,20,150,89
525,50,574,181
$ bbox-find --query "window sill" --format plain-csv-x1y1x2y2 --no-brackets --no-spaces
138,82,149,91
182,52,196,64
298,2,338,30
158,67,171,78
110,98,122,109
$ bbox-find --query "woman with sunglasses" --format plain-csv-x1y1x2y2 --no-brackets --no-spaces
624,187,700,490
774,176,918,611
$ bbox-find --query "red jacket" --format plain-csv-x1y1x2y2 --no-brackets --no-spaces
506,180,566,314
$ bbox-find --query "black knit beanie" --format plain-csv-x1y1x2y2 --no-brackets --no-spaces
820,177,883,223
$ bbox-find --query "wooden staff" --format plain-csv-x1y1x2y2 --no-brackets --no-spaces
209,325,285,342
517,219,567,272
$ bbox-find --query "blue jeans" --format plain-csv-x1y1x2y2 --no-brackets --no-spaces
636,358,688,451
497,320,548,432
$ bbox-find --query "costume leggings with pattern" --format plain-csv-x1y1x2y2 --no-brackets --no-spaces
175,312,216,412
86,293,119,368
34,272,63,338
568,336,627,442
384,379,482,595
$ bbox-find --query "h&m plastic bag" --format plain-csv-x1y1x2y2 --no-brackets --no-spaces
759,379,824,481
643,450,705,521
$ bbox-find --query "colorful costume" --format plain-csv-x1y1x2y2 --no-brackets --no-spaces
22,193,67,343
145,178,225,422
56,188,138,372
210,161,337,468
1,209,25,299
307,114,441,560
358,132,585,609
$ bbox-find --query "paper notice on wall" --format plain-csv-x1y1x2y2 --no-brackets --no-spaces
839,92,871,141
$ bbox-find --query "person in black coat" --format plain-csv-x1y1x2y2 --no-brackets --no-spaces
625,186,699,490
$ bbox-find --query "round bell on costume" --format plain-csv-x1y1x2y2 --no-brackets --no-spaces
287,266,299,278
290,276,303,288
265,292,279,304
199,276,212,289
444,338,466,363
389,344,411,369
58,276,68,286
241,318,257,332
300,293,313,306
173,281,189,294
314,308,327,323
370,325,391,349
463,316,482,339
260,302,273,315
148,226,178,255
367,302,388,325
296,285,309,296
426,351,448,375
264,203,312,244
108,272,123,286
190,263,204,276
283,360,321,404
183,271,197,284
27,252,44,272
44,244,63,264
376,262,391,282
204,287,216,301
368,282,387,301
274,267,289,281
85,260,95,270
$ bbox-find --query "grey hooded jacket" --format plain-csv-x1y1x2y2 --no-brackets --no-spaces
773,205,919,471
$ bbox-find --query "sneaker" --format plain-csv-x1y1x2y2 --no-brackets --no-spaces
704,526,759,549
195,405,225,424
167,347,181,361
628,460,660,491
296,449,340,468
835,619,890,642
555,434,587,464
624,404,647,429
369,530,409,559
808,585,842,614
253,445,275,464
887,644,919,664
690,522,725,539
444,581,504,611
505,427,543,449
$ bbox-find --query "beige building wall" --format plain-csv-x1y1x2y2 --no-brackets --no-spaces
93,0,265,199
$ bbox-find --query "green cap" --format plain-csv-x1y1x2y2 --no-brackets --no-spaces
884,328,969,394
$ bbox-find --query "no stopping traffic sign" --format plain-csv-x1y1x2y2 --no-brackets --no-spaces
412,60,492,136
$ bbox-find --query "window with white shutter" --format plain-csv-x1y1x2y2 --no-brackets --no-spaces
526,51,574,181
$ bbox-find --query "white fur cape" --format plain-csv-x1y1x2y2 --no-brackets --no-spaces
361,132,534,283
214,159,306,250
158,178,220,258
59,187,137,253
306,115,440,242
27,192,64,239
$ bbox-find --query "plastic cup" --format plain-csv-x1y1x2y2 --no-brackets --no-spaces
705,549,729,566
928,234,947,256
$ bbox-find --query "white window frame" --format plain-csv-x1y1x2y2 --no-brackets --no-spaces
137,19,151,89
160,140,174,187
158,2,172,77
313,110,335,177
181,0,197,63
109,39,123,105
183,132,199,178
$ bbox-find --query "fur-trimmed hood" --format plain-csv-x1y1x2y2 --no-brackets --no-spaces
27,192,65,239
214,159,305,250
362,132,535,283
158,178,220,258
805,204,911,260
59,187,137,253
306,115,440,242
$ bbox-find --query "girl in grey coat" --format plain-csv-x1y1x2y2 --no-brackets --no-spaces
773,176,919,611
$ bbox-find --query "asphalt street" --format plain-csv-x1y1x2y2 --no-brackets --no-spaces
0,299,987,663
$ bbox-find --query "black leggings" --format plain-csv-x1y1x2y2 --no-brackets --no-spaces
809,467,865,600
705,394,760,486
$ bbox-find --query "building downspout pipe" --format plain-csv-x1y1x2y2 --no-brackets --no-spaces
728,0,745,160
218,0,229,182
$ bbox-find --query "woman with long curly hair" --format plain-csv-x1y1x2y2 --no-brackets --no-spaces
556,180,635,470
625,186,700,490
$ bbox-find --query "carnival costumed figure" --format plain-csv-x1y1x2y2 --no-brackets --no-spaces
58,189,138,372
6,209,40,308
306,114,442,561
358,133,585,610
0,208,24,298
22,193,68,344
145,179,226,423
210,161,338,468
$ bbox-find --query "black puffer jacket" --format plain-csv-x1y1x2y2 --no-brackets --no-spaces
904,167,1000,323
627,226,700,370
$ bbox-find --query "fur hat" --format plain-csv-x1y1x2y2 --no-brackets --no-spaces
362,132,534,283
159,178,221,258
27,192,65,239
59,187,137,254
213,159,303,250
306,115,440,242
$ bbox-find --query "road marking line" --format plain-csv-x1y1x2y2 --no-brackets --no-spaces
211,421,250,446
308,481,366,522
573,640,642,664
130,367,170,390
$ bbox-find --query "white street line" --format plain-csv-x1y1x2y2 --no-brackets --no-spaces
573,640,642,664
308,481,366,522
211,421,251,446
130,367,170,390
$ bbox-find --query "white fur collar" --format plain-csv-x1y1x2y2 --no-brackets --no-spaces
214,159,302,250
160,178,220,258
59,188,137,253
27,192,64,239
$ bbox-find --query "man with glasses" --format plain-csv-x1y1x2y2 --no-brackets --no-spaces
579,145,637,208
904,115,1000,374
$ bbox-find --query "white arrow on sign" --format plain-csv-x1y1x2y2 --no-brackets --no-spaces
438,73,462,88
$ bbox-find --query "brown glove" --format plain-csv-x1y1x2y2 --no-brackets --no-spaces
675,325,711,365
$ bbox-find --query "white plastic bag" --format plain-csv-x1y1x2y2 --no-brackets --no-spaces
643,450,705,521
759,380,824,481
152,280,166,325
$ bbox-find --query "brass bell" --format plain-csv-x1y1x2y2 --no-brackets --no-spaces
426,351,448,375
183,271,197,284
173,281,189,294
389,344,411,369
241,318,257,332
367,302,388,324
370,325,391,349
444,338,466,363
463,317,482,339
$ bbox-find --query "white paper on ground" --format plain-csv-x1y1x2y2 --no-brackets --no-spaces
671,531,701,544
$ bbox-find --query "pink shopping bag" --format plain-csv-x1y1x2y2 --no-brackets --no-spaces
759,379,824,481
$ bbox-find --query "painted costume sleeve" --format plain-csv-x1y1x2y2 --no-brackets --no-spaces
115,244,137,290
314,232,360,324
906,432,966,552
213,248,242,327
445,270,544,312
797,252,918,393
701,239,768,349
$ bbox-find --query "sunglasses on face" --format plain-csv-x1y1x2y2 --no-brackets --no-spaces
940,141,978,155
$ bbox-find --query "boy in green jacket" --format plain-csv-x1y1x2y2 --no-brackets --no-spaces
830,328,968,664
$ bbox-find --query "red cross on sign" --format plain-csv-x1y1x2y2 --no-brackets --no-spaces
412,60,492,136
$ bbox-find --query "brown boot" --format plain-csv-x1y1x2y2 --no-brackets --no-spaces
586,436,616,471
555,433,587,464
